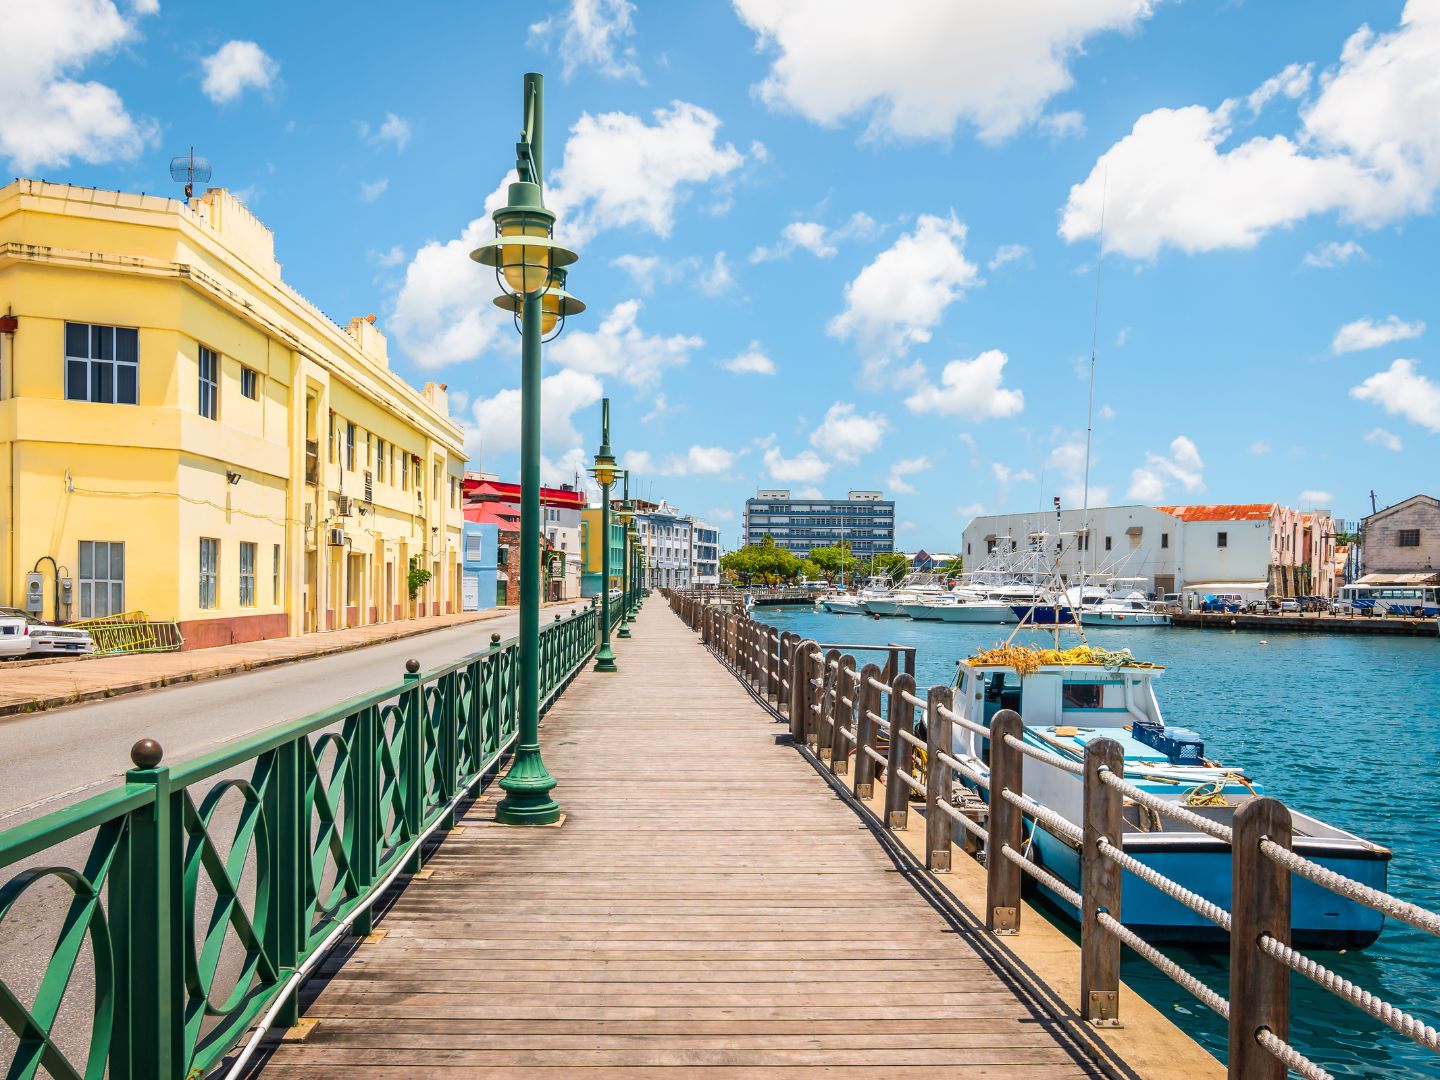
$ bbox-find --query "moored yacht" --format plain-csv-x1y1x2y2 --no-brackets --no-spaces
861,572,946,617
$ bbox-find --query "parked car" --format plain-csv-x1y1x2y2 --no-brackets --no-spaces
0,608,96,656
1277,598,1301,613
0,610,34,660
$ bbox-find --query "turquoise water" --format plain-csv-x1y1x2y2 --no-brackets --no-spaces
757,605,1440,1079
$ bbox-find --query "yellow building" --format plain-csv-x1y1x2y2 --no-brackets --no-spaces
0,180,466,647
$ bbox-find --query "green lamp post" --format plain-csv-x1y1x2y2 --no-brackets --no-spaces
617,472,635,638
588,399,619,672
470,72,583,826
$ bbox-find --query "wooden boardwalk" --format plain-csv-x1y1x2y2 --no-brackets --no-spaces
255,603,1116,1077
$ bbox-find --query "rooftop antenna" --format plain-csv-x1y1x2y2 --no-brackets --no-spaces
169,147,212,201
1369,490,1378,515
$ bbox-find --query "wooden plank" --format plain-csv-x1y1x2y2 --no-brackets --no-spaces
259,603,1114,1078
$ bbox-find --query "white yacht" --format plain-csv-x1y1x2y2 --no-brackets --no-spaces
861,573,945,617
821,575,889,615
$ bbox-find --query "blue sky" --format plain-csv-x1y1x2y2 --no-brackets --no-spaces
15,0,1439,549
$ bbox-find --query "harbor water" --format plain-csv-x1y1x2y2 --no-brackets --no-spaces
757,605,1440,1079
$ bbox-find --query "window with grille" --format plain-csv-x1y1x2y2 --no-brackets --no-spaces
377,439,386,481
1217,532,1228,548
273,544,281,603
77,540,124,619
240,366,259,400
199,538,219,610
239,542,257,607
198,345,219,419
65,323,138,405
1399,529,1421,547
346,423,356,471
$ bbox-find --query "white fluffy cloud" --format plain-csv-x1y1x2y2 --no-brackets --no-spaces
763,442,830,483
392,102,744,365
697,252,736,296
829,212,979,372
469,369,604,478
987,243,1030,271
1304,240,1367,268
359,179,388,203
1063,4,1440,258
1365,426,1404,452
810,402,887,463
0,0,158,171
1299,490,1335,506
1331,315,1425,354
663,446,738,476
1127,436,1205,502
530,0,641,82
750,212,879,262
903,350,1025,420
548,299,702,389
1351,358,1440,432
722,341,777,375
201,41,278,104
363,112,411,151
733,0,1159,143
993,463,1037,488
887,456,931,495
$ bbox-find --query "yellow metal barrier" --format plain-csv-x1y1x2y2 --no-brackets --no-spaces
71,610,185,654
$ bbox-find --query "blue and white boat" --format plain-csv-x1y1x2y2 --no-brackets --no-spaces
946,654,1391,948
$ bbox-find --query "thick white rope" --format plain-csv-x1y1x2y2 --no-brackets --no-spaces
1254,1028,1335,1080
1003,732,1085,776
935,750,991,790
900,689,927,709
1001,787,1083,844
865,708,889,732
892,769,925,795
1097,837,1232,931
1259,839,1440,938
1098,766,1234,843
936,702,990,739
936,799,990,843
1001,843,1080,906
863,745,887,767
1096,912,1230,1020
1257,933,1440,1051
867,676,892,696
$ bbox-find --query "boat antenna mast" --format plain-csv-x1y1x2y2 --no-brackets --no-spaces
1079,165,1107,615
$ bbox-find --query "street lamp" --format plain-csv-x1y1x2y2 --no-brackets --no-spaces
587,399,619,672
618,472,635,638
469,72,581,827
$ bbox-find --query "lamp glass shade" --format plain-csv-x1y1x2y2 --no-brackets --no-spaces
497,218,553,295
592,463,617,487
540,289,562,335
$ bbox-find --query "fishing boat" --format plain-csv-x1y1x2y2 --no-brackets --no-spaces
822,575,889,615
1080,594,1172,626
945,648,1390,947
861,572,945,617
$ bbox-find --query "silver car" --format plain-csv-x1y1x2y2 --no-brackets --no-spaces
0,608,95,656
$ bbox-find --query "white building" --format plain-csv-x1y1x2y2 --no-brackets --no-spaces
690,520,721,587
636,500,693,589
543,500,583,599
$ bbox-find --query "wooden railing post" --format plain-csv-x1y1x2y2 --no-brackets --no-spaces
787,639,812,741
884,674,917,830
986,708,1024,934
778,632,794,718
1082,738,1124,1027
832,655,856,776
1229,797,1293,1080
768,629,780,703
816,649,841,762
853,662,881,800
925,686,953,871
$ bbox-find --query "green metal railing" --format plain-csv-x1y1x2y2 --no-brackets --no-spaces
0,605,601,1080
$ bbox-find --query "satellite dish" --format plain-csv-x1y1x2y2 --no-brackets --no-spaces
169,147,213,200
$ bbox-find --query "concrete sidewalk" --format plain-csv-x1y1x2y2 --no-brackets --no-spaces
0,604,577,718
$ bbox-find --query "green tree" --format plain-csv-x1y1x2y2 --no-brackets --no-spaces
871,552,911,582
939,555,965,578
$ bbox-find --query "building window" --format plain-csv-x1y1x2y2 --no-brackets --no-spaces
66,323,138,405
239,542,257,607
346,422,356,471
1105,536,1112,552
1217,531,1228,549
328,414,336,463
199,538,219,610
273,543,281,603
377,439,386,482
77,540,124,619
197,346,219,419
401,453,409,491
240,366,259,400
1398,529,1421,547
1161,533,1169,549
433,462,441,501
498,545,508,567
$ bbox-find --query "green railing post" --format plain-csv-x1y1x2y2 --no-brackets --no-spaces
353,705,379,938
440,670,460,829
110,738,184,1080
401,660,424,871
263,738,303,1028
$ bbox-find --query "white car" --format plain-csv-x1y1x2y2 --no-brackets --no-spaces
0,611,33,660
0,608,95,657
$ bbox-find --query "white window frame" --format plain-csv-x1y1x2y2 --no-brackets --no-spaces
239,541,257,608
78,540,125,619
199,538,220,610
198,345,219,420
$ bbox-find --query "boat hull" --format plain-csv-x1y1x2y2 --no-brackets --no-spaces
861,599,909,617
821,599,864,614
932,603,1017,624
1011,604,1076,625
901,602,950,621
1079,611,1173,626
1028,825,1388,948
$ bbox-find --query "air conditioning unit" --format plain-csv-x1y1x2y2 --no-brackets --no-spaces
335,495,352,517
328,527,346,547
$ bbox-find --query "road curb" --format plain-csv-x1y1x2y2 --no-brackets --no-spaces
0,603,582,720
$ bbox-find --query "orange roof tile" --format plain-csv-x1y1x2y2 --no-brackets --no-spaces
1155,503,1276,522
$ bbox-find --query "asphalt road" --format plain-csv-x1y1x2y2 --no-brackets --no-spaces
0,605,585,827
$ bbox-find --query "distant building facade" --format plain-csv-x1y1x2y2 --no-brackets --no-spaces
579,506,626,598
635,500,694,589
1357,494,1440,586
462,475,584,600
743,489,895,557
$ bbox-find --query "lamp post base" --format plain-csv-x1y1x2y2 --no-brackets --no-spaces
617,620,631,638
494,747,561,824
593,644,618,672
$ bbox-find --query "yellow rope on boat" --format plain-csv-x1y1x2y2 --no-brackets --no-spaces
967,643,1159,676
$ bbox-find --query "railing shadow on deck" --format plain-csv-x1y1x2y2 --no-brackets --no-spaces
666,588,1440,1080
0,603,611,1080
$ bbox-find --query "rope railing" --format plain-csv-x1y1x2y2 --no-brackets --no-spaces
663,589,1437,1080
